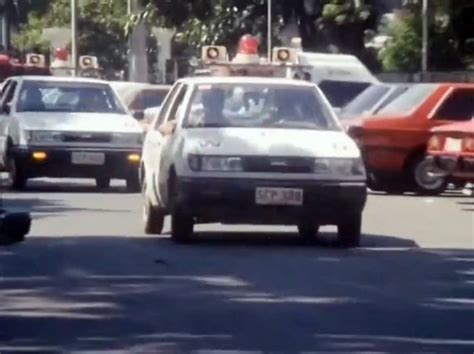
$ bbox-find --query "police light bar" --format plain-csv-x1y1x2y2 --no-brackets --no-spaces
26,54,46,67
79,55,99,69
201,46,228,63
272,47,298,64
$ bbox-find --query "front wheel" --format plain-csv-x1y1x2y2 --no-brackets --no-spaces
143,198,165,235
337,213,362,248
6,157,27,190
410,156,447,195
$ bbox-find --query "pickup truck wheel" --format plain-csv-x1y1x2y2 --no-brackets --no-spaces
297,221,320,239
126,173,140,193
7,157,27,190
143,198,164,235
410,156,447,195
95,177,111,190
337,213,362,248
171,211,194,243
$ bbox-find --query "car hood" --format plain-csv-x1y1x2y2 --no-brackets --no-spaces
183,128,360,158
15,112,142,133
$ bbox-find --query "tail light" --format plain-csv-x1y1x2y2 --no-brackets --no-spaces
462,137,474,153
428,135,444,151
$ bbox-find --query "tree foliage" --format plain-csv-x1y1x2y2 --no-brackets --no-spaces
12,0,129,71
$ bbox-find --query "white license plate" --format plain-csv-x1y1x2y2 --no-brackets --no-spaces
444,138,462,152
71,152,105,165
255,187,303,206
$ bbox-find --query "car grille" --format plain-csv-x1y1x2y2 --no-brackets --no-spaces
242,156,314,173
62,133,112,143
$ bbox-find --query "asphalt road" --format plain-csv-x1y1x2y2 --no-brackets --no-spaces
0,179,473,353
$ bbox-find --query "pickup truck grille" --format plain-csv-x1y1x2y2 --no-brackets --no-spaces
242,156,314,173
62,133,112,143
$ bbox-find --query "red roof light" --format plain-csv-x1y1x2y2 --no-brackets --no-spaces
238,35,259,55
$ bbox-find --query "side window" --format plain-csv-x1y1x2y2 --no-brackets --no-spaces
154,83,182,130
0,80,11,98
164,84,188,123
434,89,474,121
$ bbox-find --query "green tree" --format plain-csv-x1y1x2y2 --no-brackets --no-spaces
12,0,129,71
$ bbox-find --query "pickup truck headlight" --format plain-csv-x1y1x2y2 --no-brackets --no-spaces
188,155,243,172
112,133,143,145
28,131,63,143
314,158,366,177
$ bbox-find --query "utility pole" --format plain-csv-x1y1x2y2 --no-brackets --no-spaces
267,0,272,61
421,0,428,72
71,0,78,76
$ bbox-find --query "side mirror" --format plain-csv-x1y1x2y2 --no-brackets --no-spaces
1,103,11,115
158,120,177,136
131,110,144,120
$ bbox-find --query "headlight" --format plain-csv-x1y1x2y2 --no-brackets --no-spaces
113,133,143,145
28,131,63,143
188,155,243,172
314,158,366,177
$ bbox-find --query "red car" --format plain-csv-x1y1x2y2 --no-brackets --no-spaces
426,120,474,184
347,83,474,195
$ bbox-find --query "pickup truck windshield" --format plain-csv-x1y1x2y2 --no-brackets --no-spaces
17,80,127,114
184,83,340,131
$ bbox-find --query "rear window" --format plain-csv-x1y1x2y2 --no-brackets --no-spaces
131,89,169,110
340,84,391,119
377,84,439,116
318,80,371,108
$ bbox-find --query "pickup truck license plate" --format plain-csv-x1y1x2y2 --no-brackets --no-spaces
255,187,303,206
71,152,105,165
444,138,462,152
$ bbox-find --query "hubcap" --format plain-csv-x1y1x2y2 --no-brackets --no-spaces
415,159,445,190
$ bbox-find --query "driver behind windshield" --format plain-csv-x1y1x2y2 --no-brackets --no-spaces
188,87,228,127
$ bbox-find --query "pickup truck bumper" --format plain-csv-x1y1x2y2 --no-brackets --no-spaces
174,177,367,225
12,146,141,179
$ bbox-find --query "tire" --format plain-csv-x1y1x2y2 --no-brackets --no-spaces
6,157,27,190
410,156,447,195
143,198,165,235
297,221,320,239
337,213,362,248
126,173,140,193
170,211,194,243
95,176,111,190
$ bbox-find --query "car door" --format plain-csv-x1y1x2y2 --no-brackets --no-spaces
429,88,474,129
143,82,182,200
156,84,190,206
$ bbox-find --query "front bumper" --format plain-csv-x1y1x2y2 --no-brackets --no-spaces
174,177,367,225
12,146,141,179
426,155,474,181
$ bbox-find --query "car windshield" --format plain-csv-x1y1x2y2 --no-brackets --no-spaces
16,80,127,114
183,83,340,131
340,84,392,118
376,84,439,116
318,80,372,108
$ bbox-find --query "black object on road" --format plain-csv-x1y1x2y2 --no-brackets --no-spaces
0,210,31,245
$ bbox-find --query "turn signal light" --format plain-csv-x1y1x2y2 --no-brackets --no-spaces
32,151,47,160
128,153,140,163
462,137,474,153
428,135,443,151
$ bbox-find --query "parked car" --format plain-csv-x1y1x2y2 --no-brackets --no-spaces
426,120,474,185
347,83,474,194
110,81,171,121
339,83,411,122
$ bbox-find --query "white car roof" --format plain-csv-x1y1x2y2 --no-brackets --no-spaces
178,76,317,87
11,75,110,85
